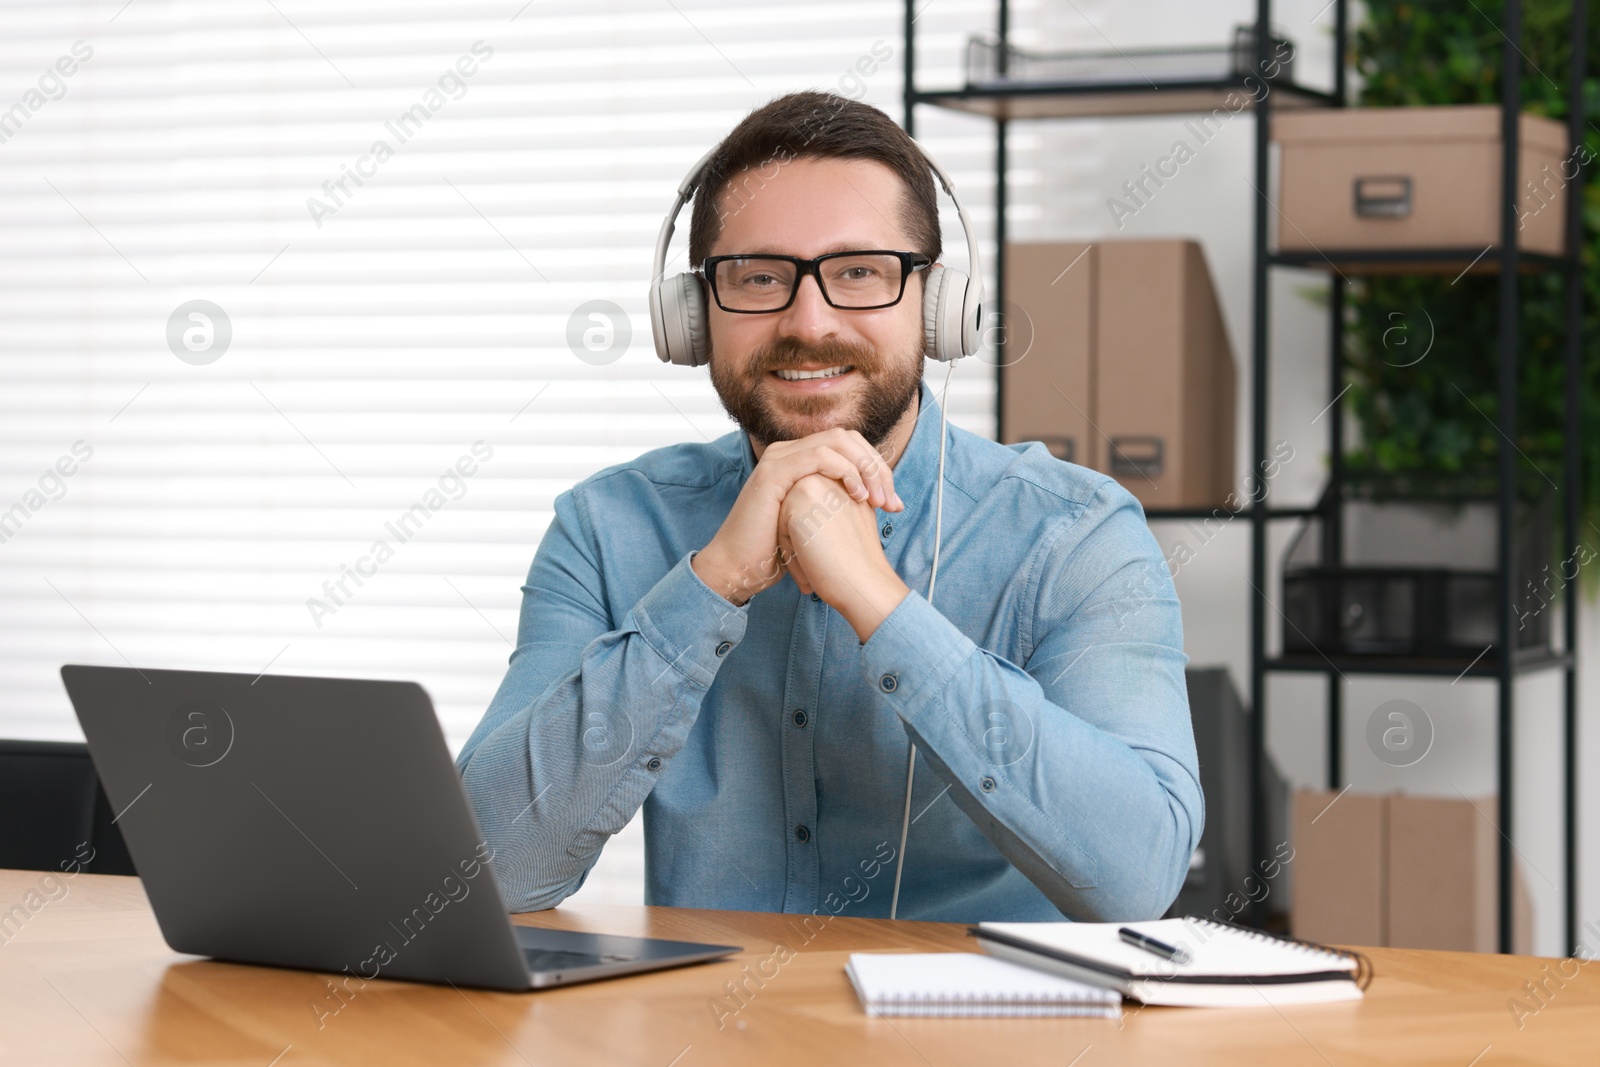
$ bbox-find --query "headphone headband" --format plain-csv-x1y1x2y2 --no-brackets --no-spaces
650,144,721,297
917,151,986,309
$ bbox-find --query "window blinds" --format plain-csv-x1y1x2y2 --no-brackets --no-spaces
0,0,1017,755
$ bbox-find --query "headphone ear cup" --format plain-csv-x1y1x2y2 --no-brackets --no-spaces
955,269,981,359
922,265,975,362
649,275,677,364
921,264,950,362
677,273,709,367
942,267,975,360
650,273,710,367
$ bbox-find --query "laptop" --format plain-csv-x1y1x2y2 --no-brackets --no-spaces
59,664,740,991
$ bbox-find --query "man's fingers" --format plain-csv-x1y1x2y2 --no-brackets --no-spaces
775,446,872,506
814,447,873,505
815,435,892,509
834,429,896,510
775,531,803,594
781,538,813,596
756,429,899,511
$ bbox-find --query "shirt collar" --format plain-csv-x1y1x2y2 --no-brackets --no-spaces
729,378,943,522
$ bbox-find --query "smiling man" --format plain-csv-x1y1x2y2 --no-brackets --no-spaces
457,91,1202,923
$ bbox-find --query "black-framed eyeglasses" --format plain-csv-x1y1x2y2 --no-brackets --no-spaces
696,250,932,313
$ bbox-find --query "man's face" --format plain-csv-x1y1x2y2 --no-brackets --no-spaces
703,156,927,451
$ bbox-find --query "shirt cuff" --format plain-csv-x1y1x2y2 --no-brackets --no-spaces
627,550,749,690
859,589,975,718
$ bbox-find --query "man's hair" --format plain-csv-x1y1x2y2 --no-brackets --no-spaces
687,90,941,269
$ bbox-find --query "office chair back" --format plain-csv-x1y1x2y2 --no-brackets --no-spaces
0,740,136,875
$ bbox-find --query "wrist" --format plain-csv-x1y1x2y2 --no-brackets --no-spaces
692,545,749,607
836,565,911,644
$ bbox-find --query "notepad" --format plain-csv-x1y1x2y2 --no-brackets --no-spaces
845,952,1122,1018
974,917,1370,1008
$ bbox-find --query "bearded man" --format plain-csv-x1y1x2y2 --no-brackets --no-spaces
458,91,1202,924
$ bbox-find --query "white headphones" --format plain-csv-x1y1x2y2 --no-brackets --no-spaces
648,141,985,366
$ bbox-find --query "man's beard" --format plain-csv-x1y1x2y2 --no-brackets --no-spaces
707,332,924,451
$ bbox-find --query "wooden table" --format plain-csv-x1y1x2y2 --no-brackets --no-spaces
2,871,1595,1066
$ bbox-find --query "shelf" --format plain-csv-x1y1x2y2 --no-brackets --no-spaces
1268,247,1572,274
911,0,1584,957
1267,648,1574,678
910,78,1335,120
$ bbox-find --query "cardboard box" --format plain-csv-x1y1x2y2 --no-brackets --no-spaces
1096,241,1236,511
1291,789,1387,947
1000,242,1096,468
1274,105,1570,258
1001,239,1237,509
1291,789,1532,953
1388,793,1533,954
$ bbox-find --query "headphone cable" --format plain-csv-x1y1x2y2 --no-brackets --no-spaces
888,356,955,921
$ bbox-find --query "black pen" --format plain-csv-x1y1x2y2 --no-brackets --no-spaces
1118,926,1192,965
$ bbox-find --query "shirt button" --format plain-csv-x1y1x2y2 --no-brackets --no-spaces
715,641,732,657
647,757,662,771
810,592,821,602
792,709,808,728
795,824,811,843
879,674,898,693
881,522,893,538
980,776,997,793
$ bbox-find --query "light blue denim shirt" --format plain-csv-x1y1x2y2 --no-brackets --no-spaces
457,378,1201,923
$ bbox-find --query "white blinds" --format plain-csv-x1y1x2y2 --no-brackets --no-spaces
0,0,1022,749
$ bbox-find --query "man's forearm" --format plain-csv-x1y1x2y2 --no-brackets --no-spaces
860,589,1202,921
458,550,748,910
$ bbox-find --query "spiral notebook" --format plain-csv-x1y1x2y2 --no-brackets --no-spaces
974,917,1372,1008
845,953,1122,1018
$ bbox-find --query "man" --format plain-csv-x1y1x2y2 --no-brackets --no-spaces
457,91,1202,923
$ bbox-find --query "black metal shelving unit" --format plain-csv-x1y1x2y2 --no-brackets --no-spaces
904,0,1586,955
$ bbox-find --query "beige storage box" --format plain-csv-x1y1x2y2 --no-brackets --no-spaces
1291,789,1532,953
1000,242,1096,468
1001,239,1237,511
1274,105,1570,258
1096,241,1236,512
1387,793,1534,953
1290,788,1386,947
